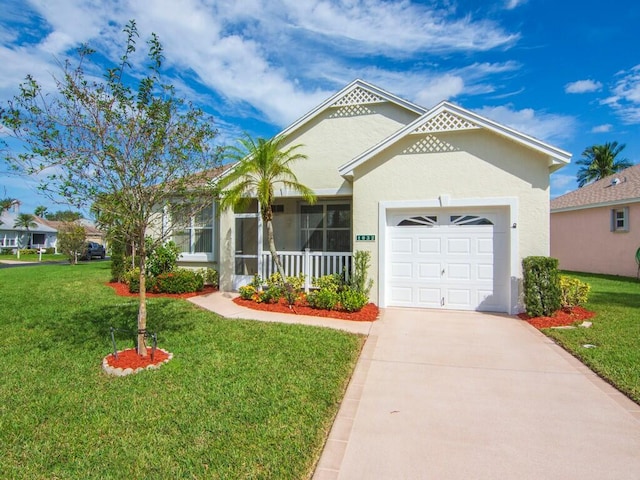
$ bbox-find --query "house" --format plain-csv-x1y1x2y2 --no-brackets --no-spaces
0,206,58,252
175,79,571,314
551,164,640,278
38,217,107,251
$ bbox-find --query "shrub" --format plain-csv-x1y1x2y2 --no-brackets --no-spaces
560,275,590,309
110,239,127,282
45,247,55,254
285,274,305,292
146,240,181,277
239,284,257,300
203,268,219,288
19,248,38,255
339,289,369,312
312,274,344,293
522,256,561,317
57,222,86,264
1,248,12,255
350,250,374,296
307,288,339,310
261,284,284,304
125,267,142,293
152,269,204,294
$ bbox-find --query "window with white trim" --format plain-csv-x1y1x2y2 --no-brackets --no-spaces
300,203,351,252
611,207,629,232
172,203,215,254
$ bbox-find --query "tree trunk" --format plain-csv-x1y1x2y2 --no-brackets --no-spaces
137,238,147,356
265,219,286,281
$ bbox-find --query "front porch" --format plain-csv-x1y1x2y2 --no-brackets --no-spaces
229,197,353,290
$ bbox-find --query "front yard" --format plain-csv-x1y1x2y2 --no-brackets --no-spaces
0,262,364,479
544,272,640,403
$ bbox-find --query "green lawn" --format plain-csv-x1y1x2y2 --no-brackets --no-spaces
0,253,67,262
545,272,640,403
0,262,364,479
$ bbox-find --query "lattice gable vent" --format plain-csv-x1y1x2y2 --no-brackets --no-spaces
332,87,387,107
412,111,480,134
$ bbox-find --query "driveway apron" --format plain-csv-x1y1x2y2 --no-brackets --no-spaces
314,308,640,480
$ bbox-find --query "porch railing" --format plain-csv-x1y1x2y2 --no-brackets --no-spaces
261,249,353,291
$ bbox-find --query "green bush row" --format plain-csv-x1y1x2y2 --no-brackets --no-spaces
127,268,207,294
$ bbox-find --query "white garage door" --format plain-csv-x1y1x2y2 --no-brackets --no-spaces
387,212,508,312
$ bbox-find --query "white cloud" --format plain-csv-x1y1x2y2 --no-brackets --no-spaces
415,75,465,107
550,173,576,197
474,104,576,143
602,65,640,123
565,79,602,94
591,124,612,133
505,0,528,9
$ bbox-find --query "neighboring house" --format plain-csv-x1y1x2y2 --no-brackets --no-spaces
37,218,107,253
0,211,58,251
173,79,570,313
551,164,640,278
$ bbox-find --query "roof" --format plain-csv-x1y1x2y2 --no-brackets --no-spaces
339,100,572,179
551,163,640,212
0,212,57,233
38,217,106,237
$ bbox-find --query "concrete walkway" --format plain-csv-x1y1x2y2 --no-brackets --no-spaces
189,293,640,479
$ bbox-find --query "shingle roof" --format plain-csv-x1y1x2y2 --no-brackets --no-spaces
551,163,640,211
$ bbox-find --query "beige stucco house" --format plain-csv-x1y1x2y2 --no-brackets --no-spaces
176,79,571,314
551,164,640,278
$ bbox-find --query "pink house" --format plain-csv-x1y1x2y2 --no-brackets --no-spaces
551,164,640,278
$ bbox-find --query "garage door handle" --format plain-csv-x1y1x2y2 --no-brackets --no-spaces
441,269,445,276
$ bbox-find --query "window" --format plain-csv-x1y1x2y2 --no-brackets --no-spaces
300,203,351,252
611,207,629,232
172,204,215,254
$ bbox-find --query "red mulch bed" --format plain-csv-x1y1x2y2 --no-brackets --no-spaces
518,306,596,329
233,296,379,322
106,282,217,299
105,348,170,369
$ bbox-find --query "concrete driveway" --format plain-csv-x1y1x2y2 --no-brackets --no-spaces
314,308,640,480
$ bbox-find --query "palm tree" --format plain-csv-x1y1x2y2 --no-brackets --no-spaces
217,134,316,281
13,213,38,259
576,141,633,187
34,205,48,218
0,197,16,226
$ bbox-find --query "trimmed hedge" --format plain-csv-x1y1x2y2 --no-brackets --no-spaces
522,256,561,317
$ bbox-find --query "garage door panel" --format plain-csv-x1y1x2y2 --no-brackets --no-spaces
418,238,441,254
476,264,493,281
418,287,441,307
447,288,471,307
389,286,413,304
447,263,471,281
476,237,493,255
390,237,412,254
390,262,413,279
418,263,441,281
447,238,471,254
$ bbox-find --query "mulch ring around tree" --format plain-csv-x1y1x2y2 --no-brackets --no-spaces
518,306,596,329
106,282,218,299
103,348,173,376
233,297,379,322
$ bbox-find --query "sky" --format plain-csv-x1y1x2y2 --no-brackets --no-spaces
1,0,639,215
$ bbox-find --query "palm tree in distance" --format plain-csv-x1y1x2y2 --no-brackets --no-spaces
0,197,16,226
576,141,633,187
13,213,38,259
217,134,316,281
34,205,48,217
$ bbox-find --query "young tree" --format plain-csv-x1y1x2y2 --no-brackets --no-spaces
0,20,219,355
13,213,38,258
57,222,86,265
217,134,316,281
576,141,634,187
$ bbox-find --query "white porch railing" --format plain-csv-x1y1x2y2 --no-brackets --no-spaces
261,249,353,291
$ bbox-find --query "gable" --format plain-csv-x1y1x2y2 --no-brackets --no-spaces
339,101,571,179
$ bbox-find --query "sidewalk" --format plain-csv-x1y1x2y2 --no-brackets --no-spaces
187,291,373,335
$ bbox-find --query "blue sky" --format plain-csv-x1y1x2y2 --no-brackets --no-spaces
1,0,639,215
